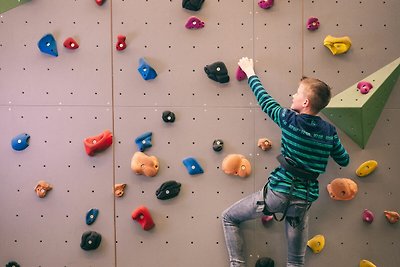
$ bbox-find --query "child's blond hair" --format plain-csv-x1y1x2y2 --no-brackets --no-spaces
301,77,332,114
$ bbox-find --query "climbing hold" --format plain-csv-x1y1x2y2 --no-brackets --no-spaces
261,215,273,225
131,151,159,177
182,157,204,175
307,17,320,31
135,132,153,152
162,110,176,123
307,234,325,253
63,37,79,49
114,183,126,197
258,0,274,9
212,139,224,152
83,130,113,156
321,57,400,149
236,66,247,81
34,180,52,198
257,138,272,151
95,0,105,6
115,35,127,51
5,261,20,267
185,16,205,29
384,210,400,224
11,133,30,151
356,160,378,177
132,206,155,231
359,259,377,267
80,231,102,250
182,0,205,11
222,154,251,178
323,35,352,55
38,33,58,57
362,209,374,223
156,180,182,200
357,81,373,94
86,208,99,225
204,61,230,84
255,257,275,267
327,178,358,200
138,57,157,80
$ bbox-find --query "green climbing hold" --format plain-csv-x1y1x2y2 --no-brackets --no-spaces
322,57,400,149
0,0,31,14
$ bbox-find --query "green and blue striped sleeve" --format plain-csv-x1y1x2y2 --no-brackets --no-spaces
248,75,283,125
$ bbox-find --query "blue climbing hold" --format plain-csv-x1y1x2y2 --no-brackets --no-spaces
182,157,204,175
86,208,99,225
11,133,30,151
138,57,157,80
38,33,58,57
135,132,153,152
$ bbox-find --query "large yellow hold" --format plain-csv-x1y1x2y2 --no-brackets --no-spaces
360,259,376,267
323,35,352,55
307,234,325,253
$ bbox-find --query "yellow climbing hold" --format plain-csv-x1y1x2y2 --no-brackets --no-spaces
356,160,378,177
360,259,376,267
323,35,352,55
307,234,325,253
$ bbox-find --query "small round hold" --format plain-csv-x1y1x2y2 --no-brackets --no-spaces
162,110,176,123
213,139,224,152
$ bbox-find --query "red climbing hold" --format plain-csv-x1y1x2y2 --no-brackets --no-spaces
116,35,127,51
95,0,105,6
63,37,79,50
132,206,155,231
83,130,113,156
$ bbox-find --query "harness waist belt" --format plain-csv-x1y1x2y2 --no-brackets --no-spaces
277,154,319,180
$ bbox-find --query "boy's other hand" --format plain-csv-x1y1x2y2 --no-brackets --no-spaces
238,57,256,77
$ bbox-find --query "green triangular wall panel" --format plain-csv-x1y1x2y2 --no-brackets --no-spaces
322,57,400,149
0,0,31,14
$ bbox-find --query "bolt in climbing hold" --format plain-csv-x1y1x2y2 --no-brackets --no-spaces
63,37,79,49
258,0,274,9
357,81,373,94
138,57,157,80
38,33,58,57
116,35,127,51
11,133,30,151
185,16,205,29
307,17,320,31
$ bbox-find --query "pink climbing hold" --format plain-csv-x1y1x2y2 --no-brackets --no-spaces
185,16,205,29
258,0,274,9
236,66,247,81
357,81,373,94
63,37,79,49
307,17,320,31
116,35,127,51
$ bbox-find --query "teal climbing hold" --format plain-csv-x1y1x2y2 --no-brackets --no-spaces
38,34,58,57
86,208,99,225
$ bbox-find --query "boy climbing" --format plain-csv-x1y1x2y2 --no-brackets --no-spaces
222,57,350,267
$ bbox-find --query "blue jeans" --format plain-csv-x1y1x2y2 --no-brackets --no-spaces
222,186,309,267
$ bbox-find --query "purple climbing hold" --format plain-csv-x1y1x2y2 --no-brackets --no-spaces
307,17,320,31
258,0,274,9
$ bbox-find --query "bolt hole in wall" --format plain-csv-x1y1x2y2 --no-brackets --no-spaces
1,0,400,266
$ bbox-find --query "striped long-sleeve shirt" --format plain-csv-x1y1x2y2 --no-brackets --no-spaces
249,75,350,201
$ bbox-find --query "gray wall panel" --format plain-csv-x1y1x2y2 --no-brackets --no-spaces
1,0,399,266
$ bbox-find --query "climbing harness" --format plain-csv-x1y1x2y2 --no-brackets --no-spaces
261,154,319,226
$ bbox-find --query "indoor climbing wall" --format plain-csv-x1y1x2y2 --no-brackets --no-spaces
0,1,399,267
